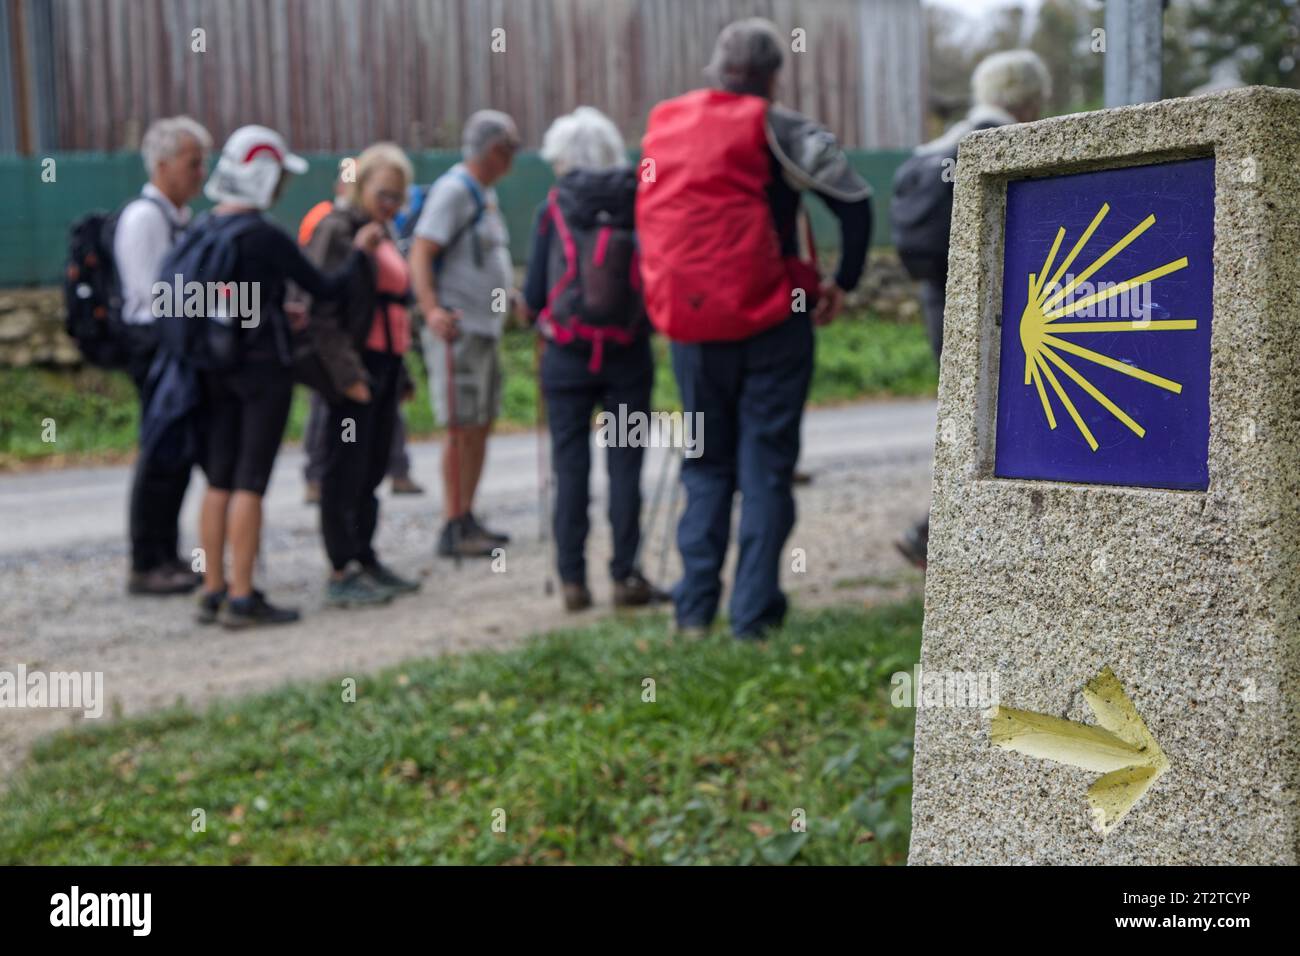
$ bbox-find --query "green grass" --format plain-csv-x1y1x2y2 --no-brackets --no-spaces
0,365,139,464
0,601,922,865
1,312,937,466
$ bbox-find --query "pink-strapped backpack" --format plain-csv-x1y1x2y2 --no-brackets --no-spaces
538,166,645,372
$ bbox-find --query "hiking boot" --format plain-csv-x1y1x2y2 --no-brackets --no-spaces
894,518,929,571
612,570,670,608
326,569,393,608
304,481,321,505
436,518,499,558
562,582,593,612
466,512,510,544
128,564,200,596
362,561,421,595
793,469,814,486
196,588,227,625
390,476,425,496
218,590,301,629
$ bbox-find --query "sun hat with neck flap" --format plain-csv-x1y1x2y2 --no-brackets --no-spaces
204,124,310,211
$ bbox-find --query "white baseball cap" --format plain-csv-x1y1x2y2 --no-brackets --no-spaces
204,124,309,209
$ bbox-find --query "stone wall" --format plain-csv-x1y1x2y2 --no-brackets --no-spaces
0,288,79,368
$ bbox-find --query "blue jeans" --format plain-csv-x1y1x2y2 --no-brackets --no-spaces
542,337,654,585
670,313,814,637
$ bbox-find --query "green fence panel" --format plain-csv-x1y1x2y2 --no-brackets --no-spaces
0,149,908,287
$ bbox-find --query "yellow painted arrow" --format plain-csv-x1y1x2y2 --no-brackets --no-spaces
989,666,1168,835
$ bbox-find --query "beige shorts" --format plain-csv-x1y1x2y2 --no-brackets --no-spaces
423,325,503,428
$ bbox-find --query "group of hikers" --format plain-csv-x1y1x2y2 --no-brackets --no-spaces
72,16,1051,637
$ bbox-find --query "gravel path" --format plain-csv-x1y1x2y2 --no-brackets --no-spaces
0,399,935,779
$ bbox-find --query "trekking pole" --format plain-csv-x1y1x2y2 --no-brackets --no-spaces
444,332,462,569
535,336,555,596
634,442,674,571
656,451,683,587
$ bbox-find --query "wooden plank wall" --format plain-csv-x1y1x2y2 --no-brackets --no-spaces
43,0,924,152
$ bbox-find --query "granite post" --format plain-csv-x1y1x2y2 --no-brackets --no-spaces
909,87,1300,864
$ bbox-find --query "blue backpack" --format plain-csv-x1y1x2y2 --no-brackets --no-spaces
155,211,263,371
396,169,485,267
394,183,428,245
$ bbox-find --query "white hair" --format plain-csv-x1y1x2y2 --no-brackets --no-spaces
971,50,1051,115
462,109,519,160
705,17,785,96
141,115,211,176
540,107,626,176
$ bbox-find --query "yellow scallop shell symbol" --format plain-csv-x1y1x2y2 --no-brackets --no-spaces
1019,202,1197,451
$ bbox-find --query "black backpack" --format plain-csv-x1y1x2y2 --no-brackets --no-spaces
539,167,643,371
63,196,174,368
889,120,1002,282
155,211,263,371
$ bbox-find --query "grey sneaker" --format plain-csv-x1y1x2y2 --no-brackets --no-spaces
363,562,420,595
326,570,393,608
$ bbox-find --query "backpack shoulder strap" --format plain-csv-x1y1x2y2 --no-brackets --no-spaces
433,170,489,272
396,183,428,241
453,168,486,221
121,193,185,243
145,194,185,240
538,189,578,336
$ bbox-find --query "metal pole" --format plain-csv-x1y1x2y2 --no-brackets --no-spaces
1104,0,1165,108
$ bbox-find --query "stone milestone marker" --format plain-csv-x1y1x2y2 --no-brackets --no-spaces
909,88,1300,864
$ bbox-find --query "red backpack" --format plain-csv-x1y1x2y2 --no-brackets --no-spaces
635,89,819,343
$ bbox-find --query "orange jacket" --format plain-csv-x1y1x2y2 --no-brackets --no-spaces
297,199,334,246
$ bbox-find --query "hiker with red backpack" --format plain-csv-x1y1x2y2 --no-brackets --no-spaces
522,107,669,612
409,111,520,560
636,18,873,640
90,116,211,596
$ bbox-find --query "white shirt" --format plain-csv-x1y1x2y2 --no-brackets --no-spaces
113,183,193,324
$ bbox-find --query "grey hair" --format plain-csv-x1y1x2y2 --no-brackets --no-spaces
141,115,211,176
704,17,784,97
462,109,520,160
540,107,626,176
971,50,1052,115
